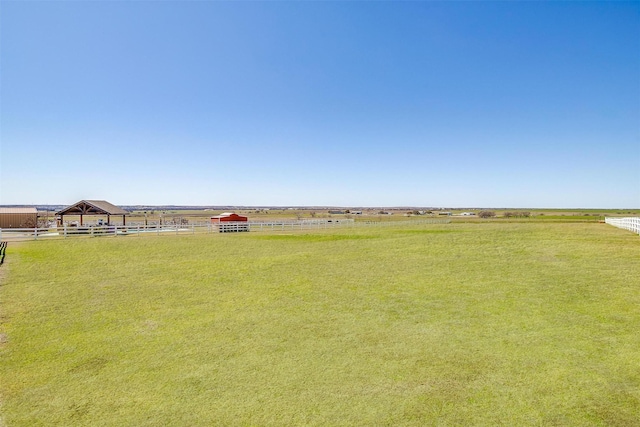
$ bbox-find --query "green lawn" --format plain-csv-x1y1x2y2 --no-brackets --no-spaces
1,222,639,426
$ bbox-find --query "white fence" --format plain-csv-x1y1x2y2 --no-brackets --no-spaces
605,217,640,235
0,218,451,242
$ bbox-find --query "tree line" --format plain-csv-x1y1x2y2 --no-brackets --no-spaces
478,211,531,218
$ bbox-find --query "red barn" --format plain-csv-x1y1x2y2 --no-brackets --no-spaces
210,213,248,223
211,213,249,233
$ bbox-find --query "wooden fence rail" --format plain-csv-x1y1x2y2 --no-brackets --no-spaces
605,217,640,235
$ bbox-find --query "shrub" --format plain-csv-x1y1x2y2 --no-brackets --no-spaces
478,211,496,218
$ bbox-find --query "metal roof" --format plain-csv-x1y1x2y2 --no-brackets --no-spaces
211,213,248,221
0,207,38,214
211,212,244,218
56,200,129,216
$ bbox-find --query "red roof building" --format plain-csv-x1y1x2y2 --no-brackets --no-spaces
210,213,248,223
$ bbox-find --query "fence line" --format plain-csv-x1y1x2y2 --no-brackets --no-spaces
0,218,451,242
605,217,640,235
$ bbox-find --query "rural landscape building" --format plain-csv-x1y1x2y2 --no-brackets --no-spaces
0,207,38,228
56,200,129,226
210,213,248,223
210,213,249,232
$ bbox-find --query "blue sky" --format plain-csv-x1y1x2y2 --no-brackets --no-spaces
1,1,638,208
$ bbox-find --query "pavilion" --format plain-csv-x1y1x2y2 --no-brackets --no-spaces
56,200,129,226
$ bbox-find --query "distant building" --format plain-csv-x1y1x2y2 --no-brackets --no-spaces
0,207,38,228
210,213,249,233
210,213,248,223
56,200,129,226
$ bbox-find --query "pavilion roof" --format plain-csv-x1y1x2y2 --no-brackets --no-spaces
56,200,129,216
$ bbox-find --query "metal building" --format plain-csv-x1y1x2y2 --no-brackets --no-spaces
0,207,39,228
210,213,248,223
210,213,249,232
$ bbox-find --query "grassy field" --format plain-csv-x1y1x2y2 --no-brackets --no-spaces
1,222,639,426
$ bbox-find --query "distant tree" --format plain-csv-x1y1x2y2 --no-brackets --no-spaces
23,217,37,228
478,211,496,219
310,211,317,218
503,212,513,218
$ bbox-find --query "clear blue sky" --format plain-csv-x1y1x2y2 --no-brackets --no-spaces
1,1,638,208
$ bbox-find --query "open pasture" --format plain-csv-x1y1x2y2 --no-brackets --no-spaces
1,222,639,425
